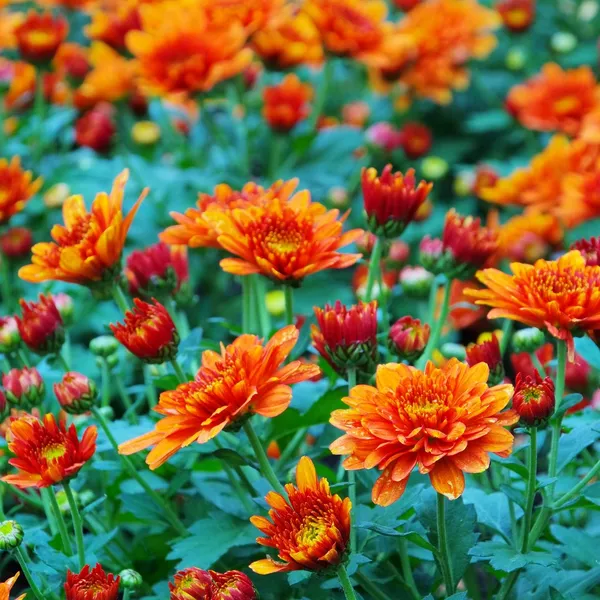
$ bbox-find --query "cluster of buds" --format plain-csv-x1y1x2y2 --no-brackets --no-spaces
169,567,257,600
362,165,433,238
89,335,120,370
2,368,45,409
54,372,97,415
388,316,430,362
16,294,65,355
466,334,505,385
513,371,555,426
311,301,379,377
0,316,21,355
420,209,498,280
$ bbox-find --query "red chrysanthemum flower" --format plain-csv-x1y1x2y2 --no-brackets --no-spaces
466,250,600,360
311,301,379,375
2,367,44,409
64,564,120,600
2,413,97,489
75,104,116,153
169,567,257,600
466,334,505,385
330,359,517,504
513,371,555,426
400,122,432,159
119,326,320,469
0,157,42,226
250,456,352,574
496,0,535,32
54,372,97,416
388,316,430,362
15,11,68,63
125,242,189,299
0,228,33,258
16,294,64,355
571,236,600,267
110,298,179,364
262,74,313,132
362,165,433,238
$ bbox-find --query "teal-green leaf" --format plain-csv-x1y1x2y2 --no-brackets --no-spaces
469,540,556,572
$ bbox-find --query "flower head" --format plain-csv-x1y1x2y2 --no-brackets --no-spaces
0,571,26,600
16,294,64,355
365,122,405,153
125,242,189,299
421,210,498,280
110,299,179,364
250,456,351,574
199,0,284,33
2,413,96,488
362,165,433,238
330,359,517,504
388,316,430,362
400,122,432,159
2,368,44,409
75,104,116,153
571,236,600,267
205,191,363,284
19,170,147,289
466,250,600,360
496,0,535,32
64,564,120,600
312,301,379,375
119,326,320,469
0,228,33,258
513,371,555,426
0,157,42,225
263,74,313,132
169,567,257,600
0,316,20,355
466,334,505,385
126,2,253,97
15,11,68,63
54,372,97,415
506,63,600,136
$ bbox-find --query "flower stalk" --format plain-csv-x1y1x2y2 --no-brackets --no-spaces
520,427,537,553
547,339,567,499
417,278,452,369
436,493,455,595
364,237,383,302
337,564,358,600
15,546,45,600
47,487,73,556
63,481,85,569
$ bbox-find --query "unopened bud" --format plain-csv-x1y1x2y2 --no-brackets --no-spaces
0,520,24,550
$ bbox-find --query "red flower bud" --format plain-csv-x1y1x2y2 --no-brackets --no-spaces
2,368,45,408
513,371,555,426
54,372,97,415
75,104,115,153
311,301,379,376
388,316,430,362
263,74,312,132
0,227,33,258
0,390,6,420
52,293,74,325
496,0,535,33
267,440,281,460
16,294,64,355
387,240,410,269
571,236,600,267
0,316,21,354
356,231,378,255
365,122,404,153
110,299,179,364
466,335,505,385
65,564,120,600
169,567,257,600
363,165,433,238
400,122,432,159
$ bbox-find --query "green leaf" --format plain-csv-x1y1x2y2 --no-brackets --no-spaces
550,526,599,568
574,336,600,371
554,393,584,418
463,488,523,541
464,110,512,133
557,423,600,474
469,540,556,572
357,521,437,553
583,482,600,506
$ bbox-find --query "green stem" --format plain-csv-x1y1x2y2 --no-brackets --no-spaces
63,482,85,569
170,359,187,384
91,407,189,537
242,277,252,333
547,340,567,499
56,352,70,373
0,252,13,311
399,540,420,600
553,457,600,509
116,374,137,424
15,546,44,600
520,428,537,553
243,420,286,497
144,364,158,409
123,590,131,600
531,353,546,378
355,572,393,600
39,488,58,536
308,60,333,131
417,278,452,369
100,357,111,408
499,320,514,357
496,571,518,600
337,564,358,600
284,286,294,327
437,493,455,595
6,484,44,511
214,439,254,514
277,428,307,470
47,487,73,556
347,367,358,553
253,275,271,338
364,237,383,303
17,348,30,368
111,283,130,314
33,70,46,166
268,133,286,179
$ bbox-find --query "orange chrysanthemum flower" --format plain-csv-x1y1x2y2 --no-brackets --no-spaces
14,11,68,63
199,0,285,33
263,74,313,131
0,572,26,600
2,413,97,489
330,359,517,505
250,456,351,574
558,170,600,228
160,179,298,249
252,7,323,68
119,326,320,469
19,170,147,287
126,2,253,97
0,157,42,225
467,250,600,359
506,63,600,136
86,0,144,50
205,191,363,283
2,60,36,112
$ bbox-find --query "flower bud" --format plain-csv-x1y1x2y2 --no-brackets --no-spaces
65,564,120,600
55,489,76,514
265,290,285,317
513,371,555,426
571,236,600,267
89,335,119,358
267,440,281,460
356,231,378,255
365,122,404,152
119,569,143,590
328,186,349,208
399,266,434,298
0,520,24,550
2,368,45,408
0,316,21,354
551,31,577,54
505,47,527,71
131,121,161,145
388,317,430,362
512,328,546,354
0,390,7,420
421,156,448,180
466,335,505,385
387,240,410,269
43,182,70,209
16,294,64,355
440,342,467,361
54,372,97,415
51,293,75,325
0,227,33,258
75,105,115,153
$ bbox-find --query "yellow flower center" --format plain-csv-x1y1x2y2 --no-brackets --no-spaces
42,443,67,461
506,8,529,27
521,388,542,403
297,517,327,546
553,95,580,115
265,226,303,254
528,268,587,297
23,29,56,47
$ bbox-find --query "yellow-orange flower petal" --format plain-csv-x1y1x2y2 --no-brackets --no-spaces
0,572,26,600
0,157,42,225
